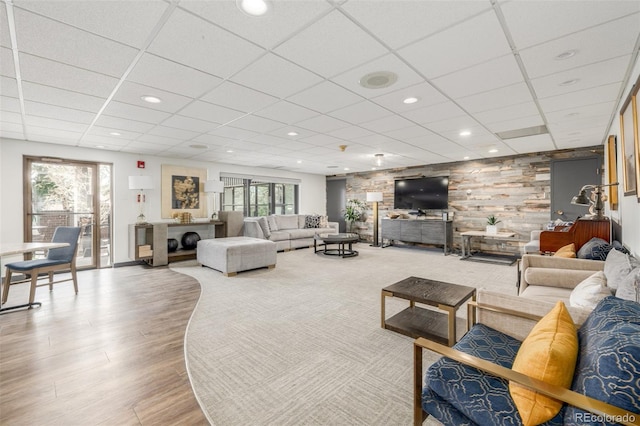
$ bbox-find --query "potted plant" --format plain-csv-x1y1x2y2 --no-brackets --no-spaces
486,215,501,234
343,199,367,232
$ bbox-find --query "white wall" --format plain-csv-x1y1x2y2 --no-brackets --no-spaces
0,138,326,264
606,57,640,257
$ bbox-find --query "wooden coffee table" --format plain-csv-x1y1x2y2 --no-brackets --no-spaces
381,276,476,346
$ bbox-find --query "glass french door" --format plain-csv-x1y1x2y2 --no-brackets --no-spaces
24,156,113,269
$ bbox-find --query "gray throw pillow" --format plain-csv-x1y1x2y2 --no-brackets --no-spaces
267,215,278,231
257,216,271,239
604,249,632,290
615,267,640,302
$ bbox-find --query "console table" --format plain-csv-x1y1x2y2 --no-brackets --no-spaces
381,219,452,254
460,230,517,265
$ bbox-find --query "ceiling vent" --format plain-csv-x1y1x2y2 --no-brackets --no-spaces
359,71,398,89
496,125,549,140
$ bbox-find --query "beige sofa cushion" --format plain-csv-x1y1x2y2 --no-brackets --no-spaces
519,285,573,305
524,267,595,289
274,214,299,230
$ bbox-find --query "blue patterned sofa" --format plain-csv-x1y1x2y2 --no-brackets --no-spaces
414,293,640,426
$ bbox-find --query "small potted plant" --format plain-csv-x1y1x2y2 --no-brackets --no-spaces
486,215,501,234
343,199,367,232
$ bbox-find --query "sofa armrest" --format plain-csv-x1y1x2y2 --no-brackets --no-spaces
413,338,637,426
243,219,265,239
327,221,339,233
519,254,604,294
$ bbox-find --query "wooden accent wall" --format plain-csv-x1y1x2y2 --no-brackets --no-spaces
341,146,604,255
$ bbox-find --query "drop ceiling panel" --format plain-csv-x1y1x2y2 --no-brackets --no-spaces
274,10,387,78
424,114,480,133
162,115,220,134
19,54,119,98
127,54,223,99
0,47,15,78
503,134,555,154
27,125,82,141
295,115,350,133
180,0,332,49
0,5,9,48
15,1,170,48
299,133,345,147
112,81,193,114
79,134,129,147
484,115,545,134
456,82,534,113
22,82,105,113
14,9,138,77
200,81,278,113
1,130,25,139
360,114,415,133
342,0,490,49
399,10,512,79
24,115,88,133
102,101,171,124
1,111,21,124
403,101,467,125
248,134,292,147
148,8,265,78
546,101,617,128
24,101,96,124
1,76,18,98
230,53,323,99
370,82,449,113
500,0,640,49
327,125,373,140
226,114,286,134
432,54,524,99
329,101,392,125
1,96,21,113
94,116,155,134
384,125,434,140
287,81,363,114
254,101,319,124
474,101,541,124
120,140,178,155
89,126,141,141
519,14,640,79
148,125,200,141
537,83,622,113
207,126,259,141
179,100,245,125
137,133,182,146
0,121,23,133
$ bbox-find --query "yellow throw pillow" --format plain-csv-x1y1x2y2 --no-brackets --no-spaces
510,301,578,426
553,243,576,258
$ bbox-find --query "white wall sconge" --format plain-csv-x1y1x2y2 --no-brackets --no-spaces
205,180,225,221
128,176,154,224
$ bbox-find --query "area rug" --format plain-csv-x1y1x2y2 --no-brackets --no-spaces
171,245,517,425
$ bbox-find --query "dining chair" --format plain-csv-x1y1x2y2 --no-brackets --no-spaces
2,226,82,305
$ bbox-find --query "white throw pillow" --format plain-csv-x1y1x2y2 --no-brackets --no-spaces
604,249,631,290
615,267,640,302
569,271,613,310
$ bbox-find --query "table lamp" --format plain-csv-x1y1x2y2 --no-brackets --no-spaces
570,182,618,220
205,180,225,221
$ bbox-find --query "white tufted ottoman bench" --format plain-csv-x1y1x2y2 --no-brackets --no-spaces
197,237,277,277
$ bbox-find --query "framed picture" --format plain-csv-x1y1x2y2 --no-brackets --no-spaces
161,165,207,219
620,91,638,197
606,135,618,210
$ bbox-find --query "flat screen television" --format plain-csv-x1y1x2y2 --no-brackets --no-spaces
394,176,449,210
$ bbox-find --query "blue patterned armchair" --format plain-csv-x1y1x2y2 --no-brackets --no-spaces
414,293,640,426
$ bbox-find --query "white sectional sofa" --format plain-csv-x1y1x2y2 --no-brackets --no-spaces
243,214,339,252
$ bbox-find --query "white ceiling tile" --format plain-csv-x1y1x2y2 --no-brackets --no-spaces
484,115,545,133
190,133,237,147
501,1,640,49
0,96,21,113
299,133,345,147
226,114,286,134
137,133,182,147
207,126,259,141
89,126,141,141
230,53,323,99
24,100,96,124
0,110,22,124
327,125,373,140
180,0,332,49
473,101,541,124
22,82,105,113
27,125,82,141
0,130,25,139
1,47,15,78
342,0,490,49
0,121,24,133
112,81,193,114
1,76,18,98
546,101,616,127
102,101,171,124
79,134,129,148
432,54,524,99
24,115,88,133
331,54,425,98
519,14,640,79
532,55,630,99
456,82,534,113
538,82,622,113
162,115,220,134
275,10,387,78
403,101,466,125
127,53,223,99
287,81,363,114
360,114,415,133
14,8,138,77
399,10,512,79
0,5,9,48
503,134,556,154
148,8,265,78
329,101,391,124
371,82,449,113
248,134,292,147
148,125,200,141
254,101,319,124
94,116,155,134
200,81,278,113
384,125,434,140
19,53,119,98
179,101,245,125
296,114,351,134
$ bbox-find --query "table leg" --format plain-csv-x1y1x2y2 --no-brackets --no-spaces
467,291,477,332
439,304,457,347
381,290,392,328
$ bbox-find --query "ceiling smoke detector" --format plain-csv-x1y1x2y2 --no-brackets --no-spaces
359,71,398,89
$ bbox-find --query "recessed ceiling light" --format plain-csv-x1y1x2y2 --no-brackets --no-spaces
109,132,121,136
488,148,498,153
189,144,208,149
226,149,234,153
459,130,471,136
296,160,302,164
344,167,350,171
327,165,339,169
463,156,470,160
403,97,419,104
371,167,377,170
96,145,105,149
141,95,162,103
237,0,269,16
559,79,579,86
555,49,578,60
359,71,398,89
287,131,298,136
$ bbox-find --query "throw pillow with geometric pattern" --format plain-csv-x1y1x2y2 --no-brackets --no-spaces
304,214,321,228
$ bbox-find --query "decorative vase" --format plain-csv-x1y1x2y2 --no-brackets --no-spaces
486,225,498,234
181,232,201,250
167,238,179,253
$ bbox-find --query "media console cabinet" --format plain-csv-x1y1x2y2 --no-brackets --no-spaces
381,218,453,255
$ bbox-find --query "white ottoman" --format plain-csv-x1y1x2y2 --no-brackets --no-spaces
197,237,277,277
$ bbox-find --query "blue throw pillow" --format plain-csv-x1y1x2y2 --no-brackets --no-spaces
577,237,612,260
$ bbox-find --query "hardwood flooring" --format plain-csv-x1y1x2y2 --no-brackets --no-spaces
0,265,209,425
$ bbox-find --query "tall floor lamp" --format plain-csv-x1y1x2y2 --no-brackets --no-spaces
366,192,383,247
205,180,225,221
128,176,154,224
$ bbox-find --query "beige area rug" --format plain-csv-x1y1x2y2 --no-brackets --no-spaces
171,244,518,426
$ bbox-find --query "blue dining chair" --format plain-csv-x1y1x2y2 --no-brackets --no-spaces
2,226,82,306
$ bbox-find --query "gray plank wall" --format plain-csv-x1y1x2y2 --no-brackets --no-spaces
341,145,604,256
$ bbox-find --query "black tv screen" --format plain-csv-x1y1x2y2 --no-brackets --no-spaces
394,176,449,210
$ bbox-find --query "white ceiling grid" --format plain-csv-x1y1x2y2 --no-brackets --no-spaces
0,0,639,175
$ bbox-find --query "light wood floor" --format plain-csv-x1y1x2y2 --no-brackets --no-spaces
0,264,209,425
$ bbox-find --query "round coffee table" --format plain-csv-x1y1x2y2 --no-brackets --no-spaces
313,233,359,258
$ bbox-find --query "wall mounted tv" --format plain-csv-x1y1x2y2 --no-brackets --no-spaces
394,176,449,210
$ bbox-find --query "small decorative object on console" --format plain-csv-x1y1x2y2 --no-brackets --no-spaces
181,231,201,250
167,238,179,253
486,215,501,234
